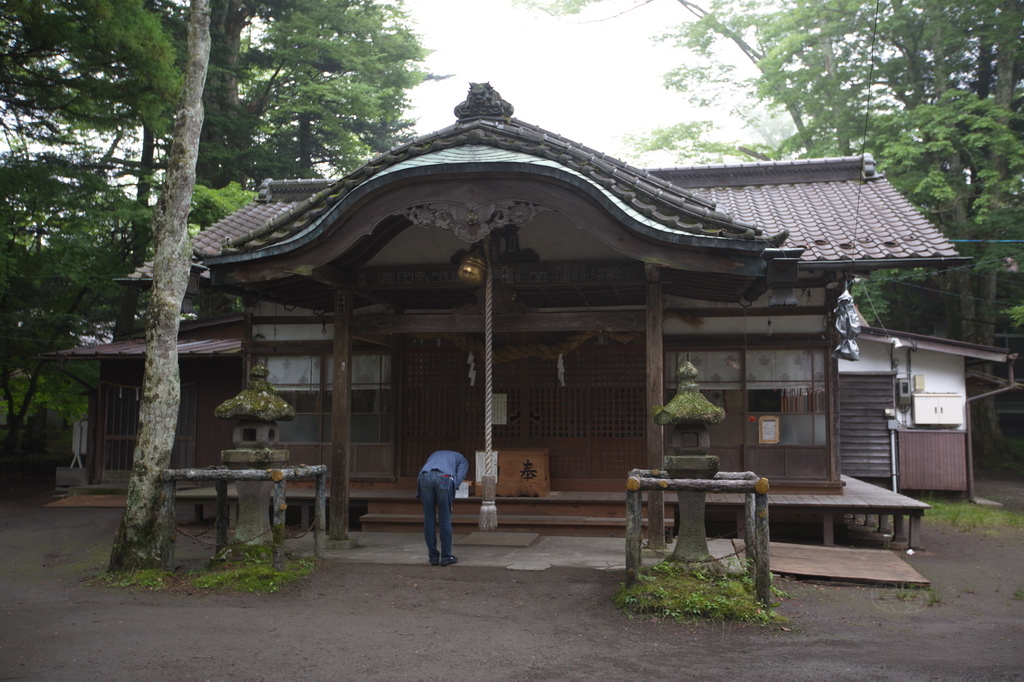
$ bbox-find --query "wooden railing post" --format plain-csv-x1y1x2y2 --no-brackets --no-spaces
623,470,772,605
753,478,770,606
744,491,756,581
215,479,229,555
314,469,327,559
625,474,643,584
160,477,177,572
271,471,287,570
162,465,327,566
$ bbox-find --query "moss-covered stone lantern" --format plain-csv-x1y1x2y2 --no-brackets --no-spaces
215,363,295,545
652,361,726,566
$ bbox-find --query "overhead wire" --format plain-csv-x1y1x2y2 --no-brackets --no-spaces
849,0,884,248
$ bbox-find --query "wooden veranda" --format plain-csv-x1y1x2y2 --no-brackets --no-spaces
175,474,928,548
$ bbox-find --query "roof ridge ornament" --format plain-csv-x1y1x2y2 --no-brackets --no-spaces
454,82,514,122
403,200,544,243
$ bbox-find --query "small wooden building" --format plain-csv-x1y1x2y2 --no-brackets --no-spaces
63,86,970,541
54,315,243,485
839,327,1018,495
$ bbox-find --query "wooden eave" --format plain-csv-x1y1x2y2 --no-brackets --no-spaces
200,114,798,312
207,165,780,311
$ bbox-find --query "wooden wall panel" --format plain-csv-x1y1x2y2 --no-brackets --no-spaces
183,359,242,468
839,372,896,479
898,430,967,491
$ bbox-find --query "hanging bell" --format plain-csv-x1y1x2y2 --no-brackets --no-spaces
457,252,487,286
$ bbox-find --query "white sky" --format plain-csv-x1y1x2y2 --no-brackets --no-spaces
404,0,719,163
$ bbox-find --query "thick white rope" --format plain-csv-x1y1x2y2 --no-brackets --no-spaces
479,242,498,530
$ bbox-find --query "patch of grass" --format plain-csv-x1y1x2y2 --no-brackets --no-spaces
893,583,923,602
96,556,318,594
190,557,317,593
614,562,782,625
921,496,1024,533
98,568,174,590
1013,587,1024,601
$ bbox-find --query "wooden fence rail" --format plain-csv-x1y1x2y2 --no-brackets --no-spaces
625,469,771,606
161,465,328,570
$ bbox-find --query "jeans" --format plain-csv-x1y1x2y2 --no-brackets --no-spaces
418,470,454,563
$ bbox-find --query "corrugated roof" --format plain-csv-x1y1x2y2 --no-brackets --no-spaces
51,338,241,359
859,327,1015,363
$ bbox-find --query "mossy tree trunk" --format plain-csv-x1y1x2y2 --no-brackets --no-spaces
108,0,211,573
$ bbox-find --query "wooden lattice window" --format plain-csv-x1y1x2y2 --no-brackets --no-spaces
401,341,646,481
100,382,197,473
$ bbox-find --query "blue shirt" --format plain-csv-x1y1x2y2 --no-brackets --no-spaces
419,450,469,490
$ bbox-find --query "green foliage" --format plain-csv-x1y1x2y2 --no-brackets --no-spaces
851,269,945,334
1009,305,1024,330
623,121,754,166
189,182,256,233
0,151,145,449
514,0,597,13
613,562,781,624
0,0,427,453
0,0,182,452
200,0,428,186
98,568,173,590
921,496,1024,533
0,0,179,142
538,0,1024,356
190,557,317,593
98,556,319,593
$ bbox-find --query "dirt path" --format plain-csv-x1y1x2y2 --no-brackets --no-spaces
2,475,1023,681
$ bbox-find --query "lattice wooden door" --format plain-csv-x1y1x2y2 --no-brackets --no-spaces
400,341,646,483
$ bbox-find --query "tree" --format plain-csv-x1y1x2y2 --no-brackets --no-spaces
199,0,427,187
0,0,179,147
0,151,150,452
0,1,184,450
1,0,424,454
108,0,211,572
531,0,1024,464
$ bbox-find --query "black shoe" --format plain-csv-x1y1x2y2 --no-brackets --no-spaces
440,556,458,566
429,557,440,566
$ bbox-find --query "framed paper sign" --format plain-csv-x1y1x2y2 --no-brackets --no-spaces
758,416,780,444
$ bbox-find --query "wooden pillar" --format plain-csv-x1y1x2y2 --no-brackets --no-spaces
329,290,352,541
909,514,922,549
893,514,907,545
822,510,835,546
645,266,665,548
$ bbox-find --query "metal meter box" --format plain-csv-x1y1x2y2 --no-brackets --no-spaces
896,378,912,406
912,393,963,426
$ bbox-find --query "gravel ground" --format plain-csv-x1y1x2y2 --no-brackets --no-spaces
1,472,1022,682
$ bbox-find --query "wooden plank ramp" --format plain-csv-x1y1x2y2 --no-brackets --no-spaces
734,539,929,585
45,494,127,508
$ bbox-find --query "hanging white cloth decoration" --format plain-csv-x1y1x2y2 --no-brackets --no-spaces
832,288,861,361
557,353,565,387
467,352,477,386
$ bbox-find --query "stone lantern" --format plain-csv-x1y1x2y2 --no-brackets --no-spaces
652,362,725,566
214,363,296,546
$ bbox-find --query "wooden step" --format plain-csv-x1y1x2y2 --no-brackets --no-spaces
368,498,632,518
358,512,669,538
